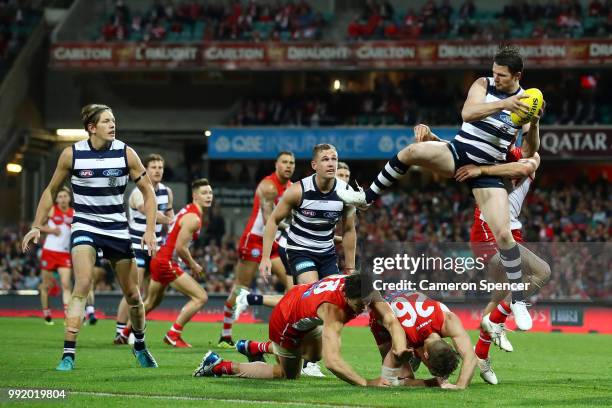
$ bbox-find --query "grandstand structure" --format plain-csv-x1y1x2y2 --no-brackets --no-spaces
0,0,609,320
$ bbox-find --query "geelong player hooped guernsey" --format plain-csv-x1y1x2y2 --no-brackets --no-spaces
455,77,524,164
70,139,130,240
129,183,170,250
286,175,348,254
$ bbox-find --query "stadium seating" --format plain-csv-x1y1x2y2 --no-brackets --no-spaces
96,0,330,42
347,0,611,40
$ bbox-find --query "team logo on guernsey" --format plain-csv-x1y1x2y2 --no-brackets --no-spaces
103,169,122,177
79,169,94,177
499,113,514,126
108,176,117,187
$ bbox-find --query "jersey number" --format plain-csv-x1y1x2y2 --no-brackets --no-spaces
390,297,434,328
312,278,341,295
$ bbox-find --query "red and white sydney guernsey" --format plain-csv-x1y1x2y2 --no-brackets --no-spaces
150,203,201,286
470,147,534,262
42,205,74,254
269,275,357,349
369,291,449,348
155,203,201,262
40,205,74,271
238,172,292,262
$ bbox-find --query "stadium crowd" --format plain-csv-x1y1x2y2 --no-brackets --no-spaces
347,0,612,40
0,0,42,79
99,0,326,42
2,176,609,300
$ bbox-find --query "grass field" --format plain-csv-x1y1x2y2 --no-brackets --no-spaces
1,317,610,407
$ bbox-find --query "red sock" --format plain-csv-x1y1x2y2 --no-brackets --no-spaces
248,341,271,355
212,361,233,376
490,301,512,324
222,302,234,338
475,329,492,359
169,322,183,335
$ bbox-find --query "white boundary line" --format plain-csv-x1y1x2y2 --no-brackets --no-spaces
70,391,371,408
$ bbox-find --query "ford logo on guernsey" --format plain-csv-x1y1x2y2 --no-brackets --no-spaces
103,169,122,177
499,113,514,126
324,211,340,219
79,169,94,177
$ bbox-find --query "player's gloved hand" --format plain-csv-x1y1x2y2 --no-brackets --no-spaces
190,262,203,279
259,257,272,283
142,229,158,257
455,164,482,182
22,227,41,252
503,93,531,116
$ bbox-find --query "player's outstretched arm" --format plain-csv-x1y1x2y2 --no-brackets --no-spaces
455,154,540,181
442,311,477,389
370,301,412,363
340,207,356,272
259,183,301,281
175,213,203,278
22,147,72,252
461,77,529,123
320,303,372,386
127,147,158,256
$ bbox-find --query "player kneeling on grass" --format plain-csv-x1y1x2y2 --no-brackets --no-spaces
369,291,477,389
194,273,412,386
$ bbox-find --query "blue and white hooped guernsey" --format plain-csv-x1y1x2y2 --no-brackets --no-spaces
286,175,348,254
129,183,170,250
454,77,524,164
70,139,130,240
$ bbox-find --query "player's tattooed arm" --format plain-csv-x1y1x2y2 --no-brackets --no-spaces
258,179,279,225
23,147,72,252
319,303,372,386
441,311,477,389
455,154,540,181
259,183,301,282
370,301,412,364
127,146,157,256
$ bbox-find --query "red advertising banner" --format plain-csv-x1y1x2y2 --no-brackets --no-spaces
49,39,612,70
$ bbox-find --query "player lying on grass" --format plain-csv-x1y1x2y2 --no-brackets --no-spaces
193,273,412,386
369,291,477,389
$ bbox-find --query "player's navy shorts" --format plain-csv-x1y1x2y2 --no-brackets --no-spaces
71,230,134,261
286,249,339,279
447,140,505,189
278,245,293,276
133,248,152,271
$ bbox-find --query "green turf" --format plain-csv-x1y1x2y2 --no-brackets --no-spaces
0,317,610,407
